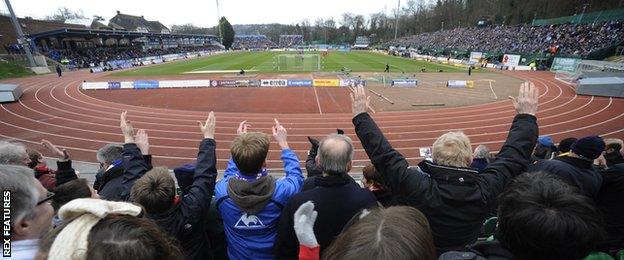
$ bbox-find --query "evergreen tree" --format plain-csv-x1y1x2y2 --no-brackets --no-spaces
219,17,235,49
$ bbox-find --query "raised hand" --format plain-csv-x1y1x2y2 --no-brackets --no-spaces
272,118,289,149
509,81,539,116
134,129,149,155
350,84,370,116
237,120,251,135
120,111,135,143
198,111,216,139
294,201,319,248
41,139,69,160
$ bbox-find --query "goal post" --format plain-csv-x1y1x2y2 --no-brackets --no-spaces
275,53,321,71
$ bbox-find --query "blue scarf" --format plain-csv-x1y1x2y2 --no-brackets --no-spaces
111,159,123,168
235,168,268,182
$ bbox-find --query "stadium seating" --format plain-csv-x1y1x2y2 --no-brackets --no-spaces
232,35,277,50
386,20,624,58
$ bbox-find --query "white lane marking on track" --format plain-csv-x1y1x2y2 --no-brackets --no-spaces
313,86,323,115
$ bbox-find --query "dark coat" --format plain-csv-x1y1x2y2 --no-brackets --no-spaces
438,240,517,260
470,158,489,172
352,113,538,253
274,174,379,259
605,152,624,167
596,163,624,250
126,139,218,260
528,156,603,198
96,146,152,201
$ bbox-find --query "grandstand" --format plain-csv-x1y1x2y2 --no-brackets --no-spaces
279,35,303,48
386,20,624,61
232,35,277,50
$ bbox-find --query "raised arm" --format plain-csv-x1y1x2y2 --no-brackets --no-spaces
119,111,150,201
350,86,427,198
274,118,304,193
305,136,322,178
480,82,539,199
180,111,218,221
41,139,75,186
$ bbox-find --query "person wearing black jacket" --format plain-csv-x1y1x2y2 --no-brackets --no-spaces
604,141,624,167
275,134,379,259
94,114,153,201
129,111,218,260
303,129,358,191
349,82,539,253
528,135,605,199
596,162,624,252
439,172,604,260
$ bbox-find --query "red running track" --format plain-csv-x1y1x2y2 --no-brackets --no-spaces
0,70,622,170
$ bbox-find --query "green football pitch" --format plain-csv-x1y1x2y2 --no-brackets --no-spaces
112,50,464,76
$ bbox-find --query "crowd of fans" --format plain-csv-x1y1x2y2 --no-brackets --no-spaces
386,20,624,57
1,82,623,260
232,35,277,50
279,35,304,48
43,45,223,69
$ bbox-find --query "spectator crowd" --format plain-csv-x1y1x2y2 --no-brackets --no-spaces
1,82,623,260
232,35,278,50
279,35,304,48
43,45,223,69
386,20,624,57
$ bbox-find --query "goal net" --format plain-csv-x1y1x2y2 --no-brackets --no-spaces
275,53,321,71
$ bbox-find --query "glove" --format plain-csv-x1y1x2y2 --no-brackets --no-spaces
294,201,318,248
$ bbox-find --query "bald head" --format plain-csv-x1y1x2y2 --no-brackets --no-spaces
318,134,354,175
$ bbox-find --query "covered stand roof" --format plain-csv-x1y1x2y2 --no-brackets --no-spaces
27,28,219,41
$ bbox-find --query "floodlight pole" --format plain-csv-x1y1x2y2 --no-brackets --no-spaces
394,0,400,40
216,0,223,43
4,0,36,67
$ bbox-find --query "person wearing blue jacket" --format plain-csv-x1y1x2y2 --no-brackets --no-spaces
215,119,304,259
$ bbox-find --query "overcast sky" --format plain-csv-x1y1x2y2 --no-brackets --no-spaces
1,0,401,28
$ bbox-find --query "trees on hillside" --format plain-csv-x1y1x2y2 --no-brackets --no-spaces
167,0,621,45
44,7,86,22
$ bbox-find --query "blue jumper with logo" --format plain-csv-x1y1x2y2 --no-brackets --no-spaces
215,149,303,259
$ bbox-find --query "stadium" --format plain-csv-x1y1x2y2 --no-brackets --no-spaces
0,0,623,259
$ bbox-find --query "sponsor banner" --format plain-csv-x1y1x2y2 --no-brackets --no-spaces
391,79,418,87
81,82,109,90
287,79,313,87
551,57,581,73
339,79,366,87
236,80,260,87
107,82,121,89
120,82,134,89
216,80,237,87
90,67,104,73
313,79,340,87
159,80,212,88
261,79,288,87
447,80,474,88
134,80,159,89
502,54,521,67
469,52,483,63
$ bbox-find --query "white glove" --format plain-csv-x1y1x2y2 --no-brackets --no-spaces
294,201,319,248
